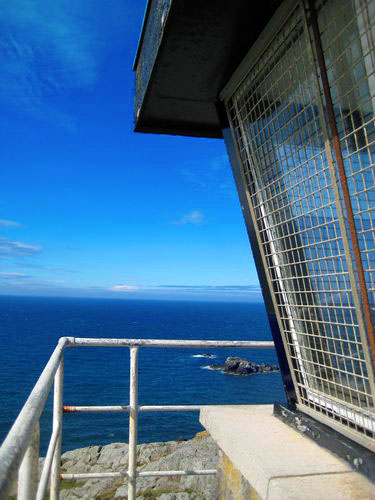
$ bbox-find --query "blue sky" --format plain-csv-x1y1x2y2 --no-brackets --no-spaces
0,0,261,302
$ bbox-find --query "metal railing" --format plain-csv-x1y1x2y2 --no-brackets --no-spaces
0,336,275,499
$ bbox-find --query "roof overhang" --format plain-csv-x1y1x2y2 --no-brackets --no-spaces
133,0,282,138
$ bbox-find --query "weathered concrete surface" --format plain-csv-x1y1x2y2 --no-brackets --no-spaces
267,473,375,500
215,451,261,500
200,405,375,500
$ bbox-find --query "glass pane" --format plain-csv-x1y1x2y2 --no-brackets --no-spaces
226,1,375,439
318,0,375,327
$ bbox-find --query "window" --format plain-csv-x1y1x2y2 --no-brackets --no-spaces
224,0,375,450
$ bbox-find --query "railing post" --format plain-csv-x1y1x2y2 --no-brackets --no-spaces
18,422,40,500
50,358,64,500
128,346,139,500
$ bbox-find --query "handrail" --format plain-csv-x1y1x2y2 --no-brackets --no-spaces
71,338,275,348
0,336,275,499
36,423,61,500
0,337,68,498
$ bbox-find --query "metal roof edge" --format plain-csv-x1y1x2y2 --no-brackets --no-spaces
134,122,223,139
133,0,153,71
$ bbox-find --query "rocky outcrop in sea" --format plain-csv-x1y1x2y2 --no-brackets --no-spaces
52,431,218,499
211,357,279,376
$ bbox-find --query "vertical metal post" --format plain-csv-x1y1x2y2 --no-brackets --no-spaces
128,347,139,500
18,422,40,500
50,358,64,500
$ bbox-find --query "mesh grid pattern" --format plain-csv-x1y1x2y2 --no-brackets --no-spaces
226,0,375,442
318,0,375,319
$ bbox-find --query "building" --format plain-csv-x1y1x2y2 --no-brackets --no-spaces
134,0,375,496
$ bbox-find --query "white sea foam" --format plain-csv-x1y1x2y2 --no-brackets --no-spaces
200,365,221,371
191,354,217,358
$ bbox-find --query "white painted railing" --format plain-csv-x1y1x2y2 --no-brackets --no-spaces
0,336,275,499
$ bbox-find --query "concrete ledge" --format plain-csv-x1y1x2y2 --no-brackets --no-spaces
200,405,374,500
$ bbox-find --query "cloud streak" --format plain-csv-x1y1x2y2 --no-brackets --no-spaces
110,285,140,292
179,155,236,198
0,237,41,257
0,272,32,279
0,0,127,128
173,210,204,225
0,219,21,227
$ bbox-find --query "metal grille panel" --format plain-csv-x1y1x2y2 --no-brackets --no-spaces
318,0,375,320
225,0,375,446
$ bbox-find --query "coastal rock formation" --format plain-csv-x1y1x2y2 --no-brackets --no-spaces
56,431,218,499
221,357,279,376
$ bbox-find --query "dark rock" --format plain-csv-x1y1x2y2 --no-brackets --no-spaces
222,357,279,376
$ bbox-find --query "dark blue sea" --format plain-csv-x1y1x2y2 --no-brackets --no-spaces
0,296,285,454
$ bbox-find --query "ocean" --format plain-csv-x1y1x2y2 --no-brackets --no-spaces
0,296,285,453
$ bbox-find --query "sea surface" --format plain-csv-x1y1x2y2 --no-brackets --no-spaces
0,296,285,454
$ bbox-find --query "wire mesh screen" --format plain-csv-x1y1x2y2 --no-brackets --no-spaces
225,0,375,446
318,0,375,327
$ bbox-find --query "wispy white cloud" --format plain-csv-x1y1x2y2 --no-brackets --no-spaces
180,155,230,184
179,169,208,189
0,272,32,279
0,237,41,257
0,0,127,128
209,155,229,171
0,219,21,227
110,285,140,292
0,276,66,287
179,155,238,200
173,210,204,225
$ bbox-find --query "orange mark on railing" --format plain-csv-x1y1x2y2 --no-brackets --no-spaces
63,406,76,413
